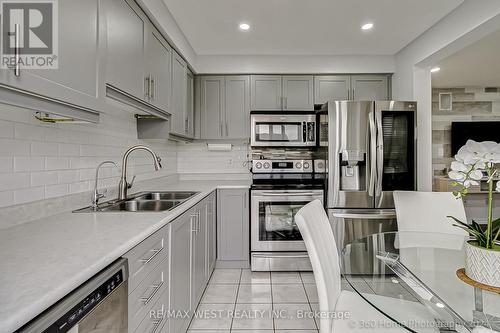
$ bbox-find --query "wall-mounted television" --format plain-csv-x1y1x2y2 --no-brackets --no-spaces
451,122,500,155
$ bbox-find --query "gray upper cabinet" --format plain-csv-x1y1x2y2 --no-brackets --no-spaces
170,51,188,137
251,75,313,111
200,76,225,139
217,189,249,266
351,75,389,100
250,75,282,111
0,0,102,117
225,76,250,138
145,28,172,112
199,75,250,140
185,70,195,137
282,76,314,110
105,0,146,100
314,75,350,104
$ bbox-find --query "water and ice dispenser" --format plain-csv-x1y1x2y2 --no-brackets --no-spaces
340,149,366,191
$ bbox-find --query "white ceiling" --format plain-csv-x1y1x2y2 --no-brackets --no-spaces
432,28,500,87
162,0,463,56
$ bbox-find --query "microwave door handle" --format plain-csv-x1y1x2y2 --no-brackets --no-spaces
375,110,384,198
368,112,377,197
303,122,307,143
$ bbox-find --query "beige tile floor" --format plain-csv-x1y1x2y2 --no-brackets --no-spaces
187,269,417,332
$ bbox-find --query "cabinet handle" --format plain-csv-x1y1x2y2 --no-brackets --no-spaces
220,123,223,137
8,24,21,77
352,88,355,100
185,117,189,133
284,97,287,109
139,247,163,265
150,76,155,100
141,281,164,305
191,214,197,234
225,121,229,137
144,76,150,100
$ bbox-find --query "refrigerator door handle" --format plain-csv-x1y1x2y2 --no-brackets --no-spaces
368,112,377,197
375,109,384,198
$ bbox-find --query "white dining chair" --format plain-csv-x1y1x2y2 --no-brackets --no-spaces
393,191,468,235
295,200,438,333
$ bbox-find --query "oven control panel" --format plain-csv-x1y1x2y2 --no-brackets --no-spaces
252,159,313,173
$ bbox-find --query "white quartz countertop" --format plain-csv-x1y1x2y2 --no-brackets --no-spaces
0,177,250,333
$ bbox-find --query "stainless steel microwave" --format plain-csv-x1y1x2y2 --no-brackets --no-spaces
250,114,316,147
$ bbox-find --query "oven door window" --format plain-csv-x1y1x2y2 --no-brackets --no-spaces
258,201,309,241
255,122,302,143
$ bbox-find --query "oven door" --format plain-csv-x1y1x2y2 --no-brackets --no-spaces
250,114,315,147
251,189,324,251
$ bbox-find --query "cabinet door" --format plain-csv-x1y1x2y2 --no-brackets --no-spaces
217,189,249,263
206,193,217,276
191,203,207,307
200,76,225,139
282,76,314,111
169,212,193,333
0,0,101,110
250,75,282,111
314,76,350,104
105,0,146,100
351,75,389,100
185,70,195,137
171,51,188,136
146,28,171,112
225,76,250,139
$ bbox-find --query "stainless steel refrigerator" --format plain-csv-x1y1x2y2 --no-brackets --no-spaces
319,101,417,270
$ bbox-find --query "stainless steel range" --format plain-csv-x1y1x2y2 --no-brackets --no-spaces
250,159,324,271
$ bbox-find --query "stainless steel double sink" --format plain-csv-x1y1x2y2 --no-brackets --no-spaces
74,191,199,213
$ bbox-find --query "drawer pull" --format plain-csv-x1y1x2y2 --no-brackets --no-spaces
139,247,163,265
141,281,164,305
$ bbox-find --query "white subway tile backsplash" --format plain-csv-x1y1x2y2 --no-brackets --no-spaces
58,170,79,184
31,171,59,187
31,141,59,156
14,187,45,204
45,157,70,170
69,181,90,193
45,184,69,199
0,138,30,156
0,173,30,191
58,143,80,157
0,157,13,172
0,120,14,138
14,123,44,141
13,156,44,172
0,191,14,207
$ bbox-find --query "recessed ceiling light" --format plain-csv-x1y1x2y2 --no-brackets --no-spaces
435,303,445,308
239,23,250,31
430,67,441,73
361,23,374,31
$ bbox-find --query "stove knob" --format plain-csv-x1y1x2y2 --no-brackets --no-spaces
295,162,303,169
255,162,262,169
263,162,270,169
303,162,310,170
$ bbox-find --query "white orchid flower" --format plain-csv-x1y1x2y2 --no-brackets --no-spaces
449,171,466,181
496,181,500,193
450,161,468,172
469,170,484,181
463,180,479,188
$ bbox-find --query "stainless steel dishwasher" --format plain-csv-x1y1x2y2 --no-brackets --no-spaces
20,258,128,333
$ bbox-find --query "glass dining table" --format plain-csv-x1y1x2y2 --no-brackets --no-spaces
341,232,500,332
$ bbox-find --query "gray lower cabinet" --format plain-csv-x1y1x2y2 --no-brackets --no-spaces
199,75,250,139
105,0,146,100
351,75,389,100
169,192,216,333
217,188,249,267
314,75,350,104
206,193,217,274
0,0,102,117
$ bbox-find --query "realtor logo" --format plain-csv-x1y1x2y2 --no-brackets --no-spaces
1,0,58,70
